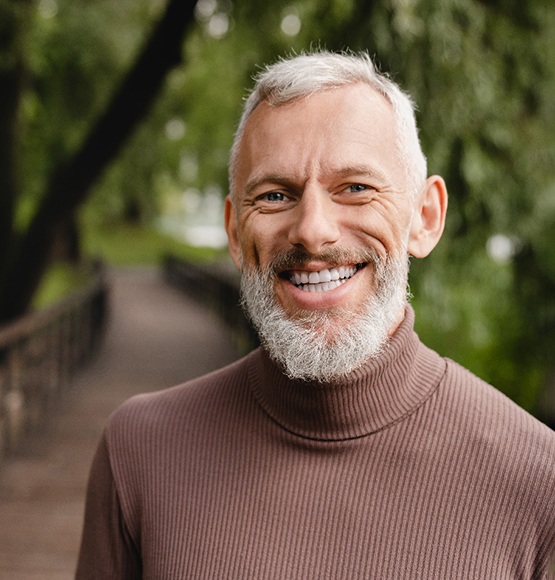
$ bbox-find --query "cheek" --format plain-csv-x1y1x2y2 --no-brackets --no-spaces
237,226,271,270
348,213,410,258
239,217,290,268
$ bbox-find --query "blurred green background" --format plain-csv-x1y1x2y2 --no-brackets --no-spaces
1,0,553,418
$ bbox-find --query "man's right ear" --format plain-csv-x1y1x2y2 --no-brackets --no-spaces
224,195,242,270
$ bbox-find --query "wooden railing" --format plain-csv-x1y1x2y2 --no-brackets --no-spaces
163,255,259,353
0,265,108,461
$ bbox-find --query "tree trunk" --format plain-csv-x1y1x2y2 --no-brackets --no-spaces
0,0,197,323
0,0,30,285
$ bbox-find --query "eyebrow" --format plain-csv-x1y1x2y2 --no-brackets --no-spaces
244,174,294,198
244,164,388,197
333,165,388,184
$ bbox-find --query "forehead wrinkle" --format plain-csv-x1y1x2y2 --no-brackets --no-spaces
244,156,317,194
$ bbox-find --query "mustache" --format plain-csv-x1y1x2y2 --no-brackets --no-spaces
268,247,384,274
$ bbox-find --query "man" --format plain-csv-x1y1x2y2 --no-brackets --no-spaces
77,51,555,578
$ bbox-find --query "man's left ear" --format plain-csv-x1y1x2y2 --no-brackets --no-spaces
407,175,448,258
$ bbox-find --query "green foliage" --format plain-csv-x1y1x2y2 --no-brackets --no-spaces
17,0,159,229
32,262,91,310
3,0,554,414
367,0,555,412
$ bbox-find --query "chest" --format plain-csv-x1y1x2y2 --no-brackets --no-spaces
132,433,542,579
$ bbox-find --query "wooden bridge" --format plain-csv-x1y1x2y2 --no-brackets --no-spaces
0,267,239,579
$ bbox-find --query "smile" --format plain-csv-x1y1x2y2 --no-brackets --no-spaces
288,264,365,293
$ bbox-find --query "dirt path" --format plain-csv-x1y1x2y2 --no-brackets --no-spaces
0,267,240,579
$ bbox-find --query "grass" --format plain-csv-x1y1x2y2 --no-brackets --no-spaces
82,222,227,265
33,222,229,309
32,263,93,310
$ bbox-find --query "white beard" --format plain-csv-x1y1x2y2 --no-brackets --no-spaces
240,247,410,382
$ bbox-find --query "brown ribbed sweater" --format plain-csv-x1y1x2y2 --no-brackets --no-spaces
76,309,555,579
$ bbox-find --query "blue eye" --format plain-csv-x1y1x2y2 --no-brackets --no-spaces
262,192,287,202
347,184,368,193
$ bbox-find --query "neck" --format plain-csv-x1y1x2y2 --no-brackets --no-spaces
246,306,446,441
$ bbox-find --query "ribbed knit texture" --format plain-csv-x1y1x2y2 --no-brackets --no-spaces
77,308,555,579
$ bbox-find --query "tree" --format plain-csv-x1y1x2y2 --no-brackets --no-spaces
0,0,198,323
2,0,552,415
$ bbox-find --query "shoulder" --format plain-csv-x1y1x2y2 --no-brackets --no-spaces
98,351,261,500
442,358,554,437
105,351,255,438
417,356,555,576
424,357,555,550
438,357,555,482
413,342,554,448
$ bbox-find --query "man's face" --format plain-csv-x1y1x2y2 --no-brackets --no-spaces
226,83,415,339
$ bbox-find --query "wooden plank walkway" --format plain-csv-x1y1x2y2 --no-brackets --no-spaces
0,267,239,579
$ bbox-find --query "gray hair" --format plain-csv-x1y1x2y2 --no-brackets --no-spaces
229,51,427,199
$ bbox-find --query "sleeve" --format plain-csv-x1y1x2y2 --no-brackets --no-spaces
75,432,142,579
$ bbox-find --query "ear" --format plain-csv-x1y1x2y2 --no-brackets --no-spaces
407,175,448,258
224,195,242,270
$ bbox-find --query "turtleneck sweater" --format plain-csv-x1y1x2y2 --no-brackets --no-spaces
76,308,555,579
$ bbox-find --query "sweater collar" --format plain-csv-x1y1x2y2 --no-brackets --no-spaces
246,307,446,441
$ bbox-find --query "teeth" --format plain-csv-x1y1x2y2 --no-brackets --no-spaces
308,271,320,284
319,269,332,283
290,266,358,292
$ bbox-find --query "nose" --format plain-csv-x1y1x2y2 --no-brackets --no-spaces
287,186,340,254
